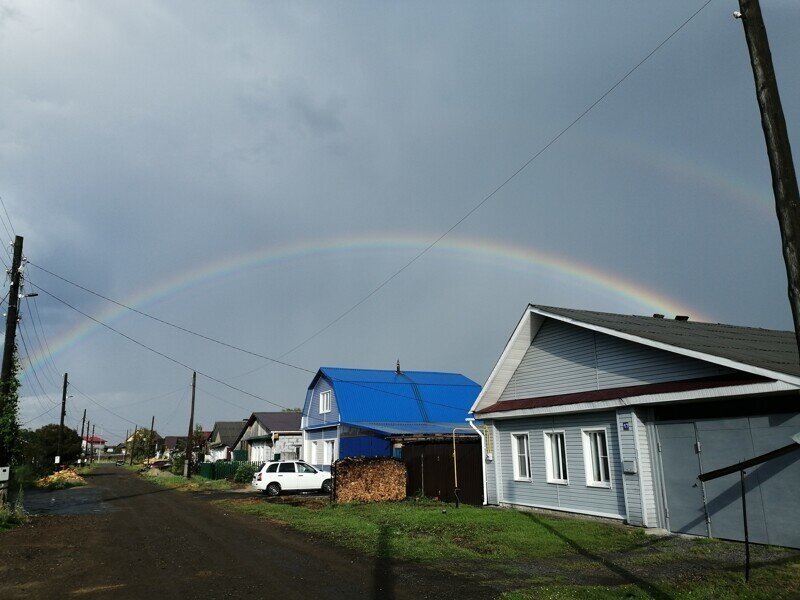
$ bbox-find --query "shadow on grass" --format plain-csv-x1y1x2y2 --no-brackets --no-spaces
373,524,396,600
522,513,672,600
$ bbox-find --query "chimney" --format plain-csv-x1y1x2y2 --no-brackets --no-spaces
652,313,665,319
675,315,690,321
396,359,401,375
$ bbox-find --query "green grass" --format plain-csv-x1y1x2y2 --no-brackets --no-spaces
141,470,235,492
218,498,800,599
0,490,27,532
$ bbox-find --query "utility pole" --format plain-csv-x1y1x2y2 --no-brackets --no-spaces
0,236,23,467
736,0,800,354
90,424,96,465
79,409,86,464
185,371,196,479
129,425,138,466
85,420,90,464
56,373,68,467
146,415,155,463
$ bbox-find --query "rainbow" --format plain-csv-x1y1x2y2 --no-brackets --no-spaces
26,233,711,371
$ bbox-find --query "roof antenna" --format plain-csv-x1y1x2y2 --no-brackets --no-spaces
396,359,401,375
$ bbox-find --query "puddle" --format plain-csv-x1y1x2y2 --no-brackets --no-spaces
18,486,112,516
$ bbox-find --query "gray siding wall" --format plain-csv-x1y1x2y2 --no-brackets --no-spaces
499,320,731,401
495,411,627,519
616,408,643,525
484,420,498,505
306,377,340,427
305,426,338,471
634,408,658,526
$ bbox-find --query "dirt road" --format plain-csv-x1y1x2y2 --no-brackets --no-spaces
0,466,494,599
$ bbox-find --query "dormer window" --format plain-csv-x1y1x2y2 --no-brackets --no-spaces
320,390,332,414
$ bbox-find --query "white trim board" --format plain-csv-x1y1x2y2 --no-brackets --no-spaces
478,380,798,420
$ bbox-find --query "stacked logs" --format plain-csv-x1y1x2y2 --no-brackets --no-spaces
332,456,406,503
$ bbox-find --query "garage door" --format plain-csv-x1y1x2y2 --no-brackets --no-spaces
657,414,800,548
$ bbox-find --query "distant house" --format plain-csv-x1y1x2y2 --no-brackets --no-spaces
82,435,107,456
125,430,164,456
162,436,186,459
472,304,800,548
301,366,481,472
207,421,247,462
232,413,303,463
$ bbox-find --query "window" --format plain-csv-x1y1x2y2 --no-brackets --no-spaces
310,441,318,463
582,429,611,487
544,431,568,484
266,463,279,473
320,390,332,413
511,433,530,480
297,462,316,473
278,462,295,473
324,440,335,465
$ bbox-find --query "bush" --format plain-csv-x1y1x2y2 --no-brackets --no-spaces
170,453,186,476
0,487,27,530
233,462,257,483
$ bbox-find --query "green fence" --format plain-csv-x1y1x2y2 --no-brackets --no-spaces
200,461,262,480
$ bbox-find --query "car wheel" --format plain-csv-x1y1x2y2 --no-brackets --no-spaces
266,482,281,497
321,479,332,494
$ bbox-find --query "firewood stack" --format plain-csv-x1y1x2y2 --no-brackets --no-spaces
332,456,407,503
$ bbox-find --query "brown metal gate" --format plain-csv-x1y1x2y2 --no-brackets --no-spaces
402,440,483,505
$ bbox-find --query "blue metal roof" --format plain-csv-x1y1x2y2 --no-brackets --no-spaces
315,367,480,424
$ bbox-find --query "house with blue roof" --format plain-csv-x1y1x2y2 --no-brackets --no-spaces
301,363,481,471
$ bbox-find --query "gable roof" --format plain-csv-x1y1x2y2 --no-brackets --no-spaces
83,435,106,444
163,436,186,450
253,412,302,432
210,421,246,447
307,367,480,427
472,304,800,414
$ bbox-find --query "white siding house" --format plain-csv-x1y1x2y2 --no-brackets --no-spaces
473,305,800,548
233,412,303,463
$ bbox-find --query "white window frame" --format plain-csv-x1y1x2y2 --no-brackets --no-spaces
510,432,531,481
323,439,335,465
310,440,319,464
319,390,332,414
581,428,612,488
543,430,569,485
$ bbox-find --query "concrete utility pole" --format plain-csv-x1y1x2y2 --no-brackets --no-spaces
736,0,800,354
185,371,196,479
0,236,23,467
56,373,68,467
129,425,138,466
85,420,90,464
79,409,86,464
146,415,155,462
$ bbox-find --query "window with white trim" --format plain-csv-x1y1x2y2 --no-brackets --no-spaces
511,433,530,480
582,429,611,487
544,431,568,484
310,441,319,463
320,390,332,414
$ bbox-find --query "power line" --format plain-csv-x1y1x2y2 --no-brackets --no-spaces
30,281,474,420
0,196,16,237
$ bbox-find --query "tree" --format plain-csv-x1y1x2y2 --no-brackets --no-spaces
0,346,21,466
19,424,82,474
128,428,162,462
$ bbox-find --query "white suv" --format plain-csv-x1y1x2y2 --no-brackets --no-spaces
252,460,332,496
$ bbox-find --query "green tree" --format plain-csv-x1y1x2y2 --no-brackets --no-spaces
19,424,82,474
0,346,21,466
128,428,162,461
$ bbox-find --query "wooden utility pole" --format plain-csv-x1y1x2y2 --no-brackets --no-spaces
129,425,138,466
85,420,90,463
146,415,155,462
737,0,800,354
56,373,68,467
185,371,196,479
90,424,96,465
79,408,86,463
0,236,23,466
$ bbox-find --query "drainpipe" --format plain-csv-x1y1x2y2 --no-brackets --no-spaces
467,418,488,506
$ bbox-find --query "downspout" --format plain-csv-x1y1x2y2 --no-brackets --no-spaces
467,418,488,506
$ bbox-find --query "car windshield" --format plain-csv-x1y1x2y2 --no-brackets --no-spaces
297,462,316,474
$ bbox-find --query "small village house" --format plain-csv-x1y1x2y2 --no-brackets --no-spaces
301,365,481,475
472,304,800,548
232,412,303,462
207,421,246,462
82,435,107,457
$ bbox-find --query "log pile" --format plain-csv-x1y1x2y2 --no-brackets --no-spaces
333,457,406,503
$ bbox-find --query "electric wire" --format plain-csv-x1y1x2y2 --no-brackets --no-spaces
0,195,15,237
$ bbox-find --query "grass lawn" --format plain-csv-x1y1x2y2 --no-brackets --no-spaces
218,497,800,599
141,469,237,492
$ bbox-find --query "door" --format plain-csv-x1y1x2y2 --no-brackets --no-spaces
276,462,298,489
657,422,708,536
296,462,320,490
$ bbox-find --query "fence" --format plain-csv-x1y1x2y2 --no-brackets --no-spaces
402,439,483,505
199,460,263,480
